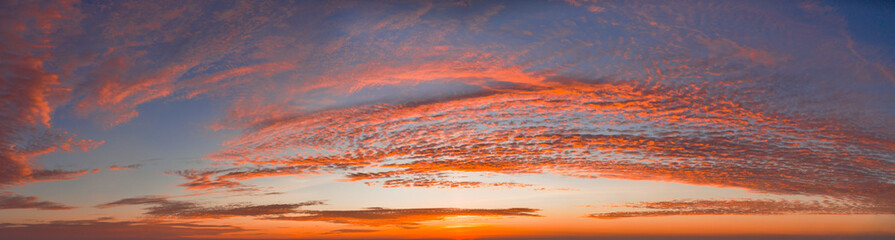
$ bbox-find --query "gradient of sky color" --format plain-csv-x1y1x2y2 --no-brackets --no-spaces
1,0,895,239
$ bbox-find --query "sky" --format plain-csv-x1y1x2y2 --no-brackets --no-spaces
1,0,894,239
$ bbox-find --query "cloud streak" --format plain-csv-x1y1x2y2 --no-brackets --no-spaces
0,218,245,239
99,196,540,228
108,164,142,171
323,229,379,235
0,193,75,210
266,207,541,228
97,196,324,219
589,199,892,219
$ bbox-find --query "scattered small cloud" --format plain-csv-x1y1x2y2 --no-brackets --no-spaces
108,164,142,171
587,5,605,13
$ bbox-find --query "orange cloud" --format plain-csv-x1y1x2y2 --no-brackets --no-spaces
0,0,103,186
5,2,892,233
68,2,303,128
189,79,894,215
169,169,254,192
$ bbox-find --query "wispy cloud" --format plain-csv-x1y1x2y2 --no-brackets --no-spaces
169,166,320,193
188,79,894,215
323,228,379,235
0,193,76,210
177,1,895,214
108,164,142,171
0,218,245,239
0,0,103,186
97,196,324,219
95,196,169,208
163,1,894,215
98,196,540,228
266,207,541,228
589,199,892,219
28,168,101,182
2,1,894,237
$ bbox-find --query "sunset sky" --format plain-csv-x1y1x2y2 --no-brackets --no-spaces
2,0,895,239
